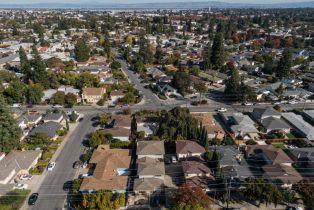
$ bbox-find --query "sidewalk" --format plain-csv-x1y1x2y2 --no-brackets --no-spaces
20,115,84,210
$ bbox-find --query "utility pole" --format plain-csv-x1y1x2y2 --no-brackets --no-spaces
226,175,234,209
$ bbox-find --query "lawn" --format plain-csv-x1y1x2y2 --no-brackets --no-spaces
272,143,287,150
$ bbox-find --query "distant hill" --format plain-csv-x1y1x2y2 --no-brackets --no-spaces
0,1,314,9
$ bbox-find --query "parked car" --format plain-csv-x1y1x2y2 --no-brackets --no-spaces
11,103,21,108
288,100,297,105
73,161,82,169
52,104,63,108
47,162,56,171
172,156,177,163
243,102,253,106
14,183,28,189
28,193,39,205
79,174,89,179
20,174,33,180
217,108,227,112
63,181,73,191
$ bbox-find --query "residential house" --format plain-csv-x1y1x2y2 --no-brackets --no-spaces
103,127,130,142
80,145,131,193
210,145,252,182
17,114,42,130
109,90,124,104
245,144,303,187
251,108,290,133
176,140,205,159
0,150,42,185
29,121,63,140
220,113,259,140
282,113,314,141
288,147,314,169
42,113,64,124
82,87,106,104
133,177,164,194
192,112,225,140
137,157,165,179
137,141,165,159
146,67,166,80
182,159,215,192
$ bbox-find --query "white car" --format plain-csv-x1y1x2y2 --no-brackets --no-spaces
11,103,21,108
79,174,89,179
19,174,33,180
52,105,63,108
14,183,28,189
243,102,253,106
217,108,227,112
47,162,56,171
288,100,297,105
172,156,177,163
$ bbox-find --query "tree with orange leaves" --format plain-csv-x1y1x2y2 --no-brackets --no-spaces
171,184,212,210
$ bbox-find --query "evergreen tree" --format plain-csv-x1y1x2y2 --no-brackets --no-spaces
203,41,212,70
31,46,49,88
224,69,241,101
211,33,225,70
210,149,220,172
0,96,22,152
130,114,137,141
75,38,90,62
25,83,44,105
277,48,292,79
19,47,32,81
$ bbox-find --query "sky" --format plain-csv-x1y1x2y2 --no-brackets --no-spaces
3,0,314,4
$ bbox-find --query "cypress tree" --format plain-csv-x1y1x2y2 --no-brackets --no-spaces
211,32,225,70
277,48,292,79
75,38,90,62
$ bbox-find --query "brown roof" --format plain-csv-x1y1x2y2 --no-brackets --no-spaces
80,145,131,191
102,127,130,137
176,140,205,155
133,178,164,192
137,141,165,156
185,176,215,190
182,159,212,175
246,145,293,164
112,115,132,127
137,157,165,176
192,113,225,135
110,90,124,96
82,87,106,96
262,164,303,184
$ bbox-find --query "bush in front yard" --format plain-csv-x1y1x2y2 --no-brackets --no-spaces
0,189,31,210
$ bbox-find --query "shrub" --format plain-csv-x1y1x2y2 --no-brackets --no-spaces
0,189,31,210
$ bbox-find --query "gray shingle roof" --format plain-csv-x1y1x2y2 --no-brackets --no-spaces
261,117,291,130
0,150,42,181
29,121,62,139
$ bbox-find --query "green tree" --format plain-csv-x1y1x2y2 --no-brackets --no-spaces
25,83,44,105
211,33,225,70
0,96,22,152
134,60,145,73
30,46,49,88
194,81,207,103
76,72,99,89
99,112,111,126
277,48,292,79
130,114,137,141
172,71,191,96
28,132,50,149
224,69,241,101
121,92,136,104
65,93,77,108
203,42,212,70
190,65,200,76
75,38,90,62
19,47,32,82
3,81,26,104
50,91,65,105
89,130,105,148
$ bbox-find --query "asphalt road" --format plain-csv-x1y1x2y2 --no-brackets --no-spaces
28,114,96,210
